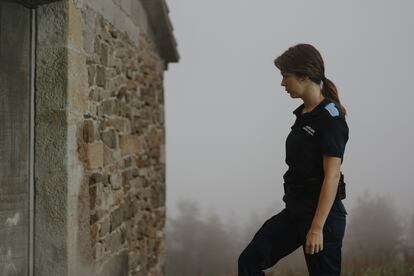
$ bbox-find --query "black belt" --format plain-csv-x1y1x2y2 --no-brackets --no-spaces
283,175,346,200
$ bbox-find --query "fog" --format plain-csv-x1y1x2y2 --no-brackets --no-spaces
163,0,414,267
165,194,414,275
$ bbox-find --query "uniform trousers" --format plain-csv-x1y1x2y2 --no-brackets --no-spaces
238,198,347,276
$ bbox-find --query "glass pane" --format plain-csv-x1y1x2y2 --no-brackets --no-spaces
0,2,31,275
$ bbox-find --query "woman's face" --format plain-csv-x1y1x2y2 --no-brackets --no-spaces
280,72,306,98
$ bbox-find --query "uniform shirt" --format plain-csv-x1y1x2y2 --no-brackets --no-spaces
283,98,349,183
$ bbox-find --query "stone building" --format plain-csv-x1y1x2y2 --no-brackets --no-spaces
0,0,178,275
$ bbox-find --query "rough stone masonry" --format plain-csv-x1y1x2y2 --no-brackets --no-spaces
82,9,168,276
33,0,178,275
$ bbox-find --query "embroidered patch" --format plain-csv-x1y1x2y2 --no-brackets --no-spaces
324,103,339,117
302,125,316,136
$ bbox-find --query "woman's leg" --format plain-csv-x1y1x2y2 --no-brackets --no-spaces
238,208,303,276
301,201,347,276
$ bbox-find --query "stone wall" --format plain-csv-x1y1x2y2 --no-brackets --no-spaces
79,5,167,276
34,0,176,275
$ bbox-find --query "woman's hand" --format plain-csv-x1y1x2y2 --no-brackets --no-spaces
305,227,323,254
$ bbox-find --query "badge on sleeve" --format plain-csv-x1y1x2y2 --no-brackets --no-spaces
324,103,339,117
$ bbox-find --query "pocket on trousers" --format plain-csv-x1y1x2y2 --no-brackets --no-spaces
330,200,347,217
324,215,346,241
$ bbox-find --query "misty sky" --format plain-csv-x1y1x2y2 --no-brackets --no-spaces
163,0,414,227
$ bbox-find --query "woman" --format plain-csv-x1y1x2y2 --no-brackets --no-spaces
238,43,349,276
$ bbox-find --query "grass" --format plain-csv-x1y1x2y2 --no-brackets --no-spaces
265,262,414,276
342,262,414,276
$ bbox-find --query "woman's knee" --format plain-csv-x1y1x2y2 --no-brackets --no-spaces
238,247,253,267
238,240,274,269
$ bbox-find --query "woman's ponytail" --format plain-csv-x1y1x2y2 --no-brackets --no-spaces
321,77,347,116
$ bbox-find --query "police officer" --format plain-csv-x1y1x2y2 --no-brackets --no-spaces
238,43,349,276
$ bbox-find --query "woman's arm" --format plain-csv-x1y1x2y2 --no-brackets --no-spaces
305,155,342,254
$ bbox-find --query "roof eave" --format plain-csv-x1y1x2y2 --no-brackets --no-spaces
140,0,180,67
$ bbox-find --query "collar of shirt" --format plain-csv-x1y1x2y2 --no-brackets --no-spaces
293,98,331,119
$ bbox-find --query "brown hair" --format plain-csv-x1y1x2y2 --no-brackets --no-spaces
273,43,347,116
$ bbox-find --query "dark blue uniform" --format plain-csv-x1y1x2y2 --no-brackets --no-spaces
238,98,349,276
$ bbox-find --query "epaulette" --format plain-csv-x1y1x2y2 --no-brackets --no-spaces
324,102,340,117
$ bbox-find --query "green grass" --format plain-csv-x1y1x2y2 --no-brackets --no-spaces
266,262,414,276
342,262,414,276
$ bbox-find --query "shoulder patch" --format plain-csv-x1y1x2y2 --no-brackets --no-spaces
324,103,339,117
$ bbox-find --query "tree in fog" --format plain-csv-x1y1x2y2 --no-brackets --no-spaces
197,208,238,275
165,198,240,276
344,191,403,265
165,198,205,276
403,208,414,262
409,209,414,247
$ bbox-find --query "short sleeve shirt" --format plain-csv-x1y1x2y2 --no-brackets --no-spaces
283,98,349,182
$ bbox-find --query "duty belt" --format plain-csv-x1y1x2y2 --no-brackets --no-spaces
283,174,346,200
